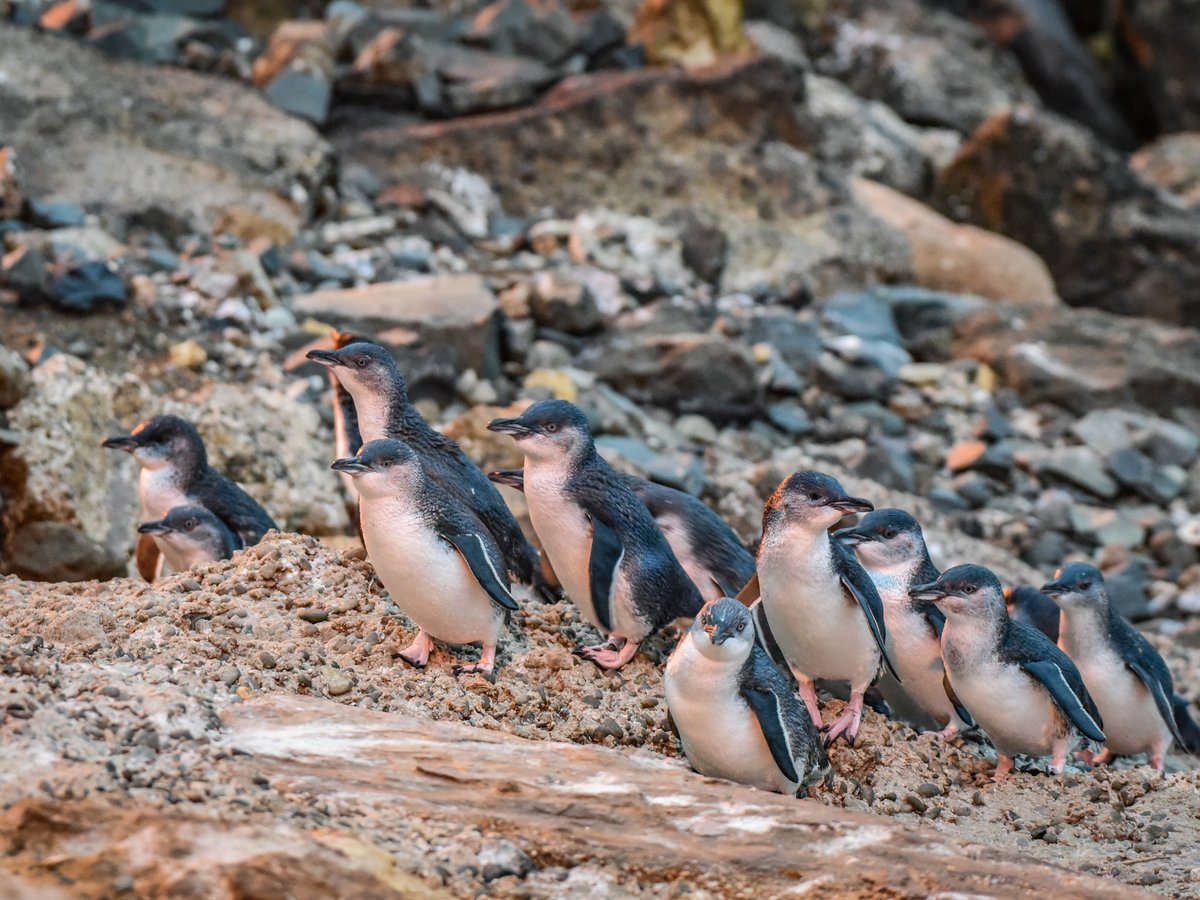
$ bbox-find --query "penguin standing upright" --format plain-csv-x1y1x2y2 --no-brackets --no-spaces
333,439,518,675
912,564,1106,780
307,341,553,599
665,598,828,795
742,471,897,744
836,509,972,740
488,400,703,669
1043,562,1200,768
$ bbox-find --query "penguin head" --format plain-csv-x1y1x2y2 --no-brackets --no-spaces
1041,562,1107,612
766,471,873,531
331,438,422,499
307,341,404,400
487,400,592,462
138,505,233,561
692,598,754,661
909,564,1005,618
835,508,926,572
103,415,205,471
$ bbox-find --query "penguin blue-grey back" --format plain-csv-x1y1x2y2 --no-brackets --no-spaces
489,399,703,669
1044,562,1198,768
665,598,828,795
333,438,517,676
307,341,551,599
912,564,1104,781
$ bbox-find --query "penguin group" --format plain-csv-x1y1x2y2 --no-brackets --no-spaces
101,337,1200,794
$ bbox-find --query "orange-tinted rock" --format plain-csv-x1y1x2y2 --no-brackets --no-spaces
946,440,988,472
629,0,749,67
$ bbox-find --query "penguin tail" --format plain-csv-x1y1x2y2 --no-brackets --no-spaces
1172,693,1200,755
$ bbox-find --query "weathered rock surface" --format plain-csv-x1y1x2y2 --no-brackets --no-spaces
935,106,1200,327
1132,132,1200,208
0,24,332,234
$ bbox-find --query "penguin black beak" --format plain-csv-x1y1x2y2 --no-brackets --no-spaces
833,526,875,546
909,582,949,603
102,435,138,452
487,469,526,492
830,495,873,514
487,417,533,438
137,520,172,536
1040,580,1067,598
331,457,371,476
306,349,344,369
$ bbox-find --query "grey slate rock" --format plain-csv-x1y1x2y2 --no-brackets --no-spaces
1108,447,1186,505
49,261,127,312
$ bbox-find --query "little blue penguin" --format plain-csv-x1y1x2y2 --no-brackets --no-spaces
911,564,1106,780
332,439,518,675
307,341,553,600
1042,562,1200,769
137,505,239,574
741,471,897,744
103,415,276,580
836,508,972,740
664,598,829,795
487,400,703,669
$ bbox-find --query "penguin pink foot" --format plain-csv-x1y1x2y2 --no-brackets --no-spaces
578,637,640,670
454,644,497,676
823,692,865,745
994,754,1015,782
398,630,434,668
936,723,961,742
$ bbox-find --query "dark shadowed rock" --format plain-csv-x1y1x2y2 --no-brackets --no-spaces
0,346,31,409
48,261,126,312
943,0,1136,147
529,271,603,335
935,106,1200,327
263,61,334,125
466,0,584,65
582,332,762,422
1,243,49,302
0,24,331,234
6,521,126,582
1119,0,1200,133
1108,447,1185,505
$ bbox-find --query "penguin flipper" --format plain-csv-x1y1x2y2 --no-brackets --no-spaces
942,671,975,728
1127,658,1187,747
487,468,525,492
136,533,163,582
1171,694,1200,754
1021,658,1106,743
587,515,623,633
923,603,947,640
742,686,802,785
735,572,760,605
750,601,789,671
835,544,899,682
446,533,519,611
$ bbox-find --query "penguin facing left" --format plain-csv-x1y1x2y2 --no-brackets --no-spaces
488,400,703,669
103,415,276,579
332,439,518,676
1043,562,1200,768
664,598,829,795
137,505,239,574
912,564,1106,780
836,508,972,740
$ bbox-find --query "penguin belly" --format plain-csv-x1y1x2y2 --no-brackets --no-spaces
140,467,190,520
664,638,796,794
154,537,210,574
949,660,1063,757
361,502,503,646
1075,652,1172,756
885,605,956,727
759,543,878,688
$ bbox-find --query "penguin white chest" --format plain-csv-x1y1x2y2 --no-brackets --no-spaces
1073,647,1171,755
523,462,604,629
360,499,502,646
759,532,878,688
154,536,210,574
664,637,795,794
140,467,190,520
876,577,954,726
657,513,719,604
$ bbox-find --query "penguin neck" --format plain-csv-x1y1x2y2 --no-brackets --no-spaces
1056,604,1111,657
864,556,922,608
943,605,1005,661
351,379,414,444
761,519,832,571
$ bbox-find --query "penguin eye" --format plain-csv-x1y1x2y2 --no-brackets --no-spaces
185,519,197,530
808,492,820,502
545,423,558,433
881,529,895,539
964,584,978,594
356,357,368,368
1078,581,1091,591
381,460,392,468
736,622,746,633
